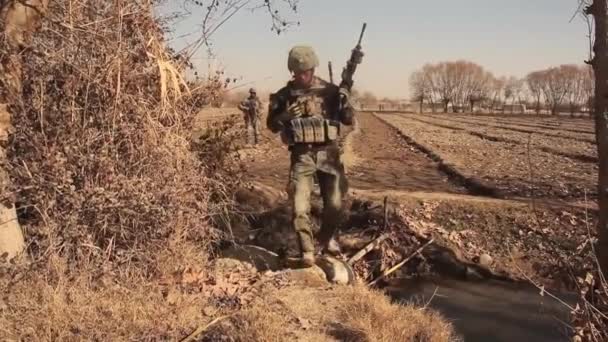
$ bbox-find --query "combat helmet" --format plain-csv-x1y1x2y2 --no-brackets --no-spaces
288,45,319,73
249,87,256,94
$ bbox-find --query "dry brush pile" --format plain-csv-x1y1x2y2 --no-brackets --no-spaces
0,0,240,339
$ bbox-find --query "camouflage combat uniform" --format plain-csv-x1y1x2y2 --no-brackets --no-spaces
267,74,355,263
238,90,263,145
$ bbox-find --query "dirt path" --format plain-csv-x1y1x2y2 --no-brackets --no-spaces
241,112,466,196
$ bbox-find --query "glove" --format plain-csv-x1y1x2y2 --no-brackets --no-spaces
287,101,305,117
338,87,350,109
275,102,303,123
338,87,350,99
352,48,364,65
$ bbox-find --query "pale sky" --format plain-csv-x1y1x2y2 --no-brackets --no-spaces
159,0,590,99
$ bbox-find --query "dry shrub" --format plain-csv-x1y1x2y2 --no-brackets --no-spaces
187,70,236,108
7,0,219,272
0,0,237,340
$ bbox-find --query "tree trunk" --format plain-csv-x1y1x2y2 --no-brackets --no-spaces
443,100,449,113
511,98,515,114
588,0,608,275
419,98,423,114
0,0,50,261
570,103,576,117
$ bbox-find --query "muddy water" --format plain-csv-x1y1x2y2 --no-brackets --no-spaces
387,278,577,342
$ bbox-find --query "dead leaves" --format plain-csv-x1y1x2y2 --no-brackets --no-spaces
158,261,261,309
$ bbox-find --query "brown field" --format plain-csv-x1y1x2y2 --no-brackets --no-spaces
376,112,598,203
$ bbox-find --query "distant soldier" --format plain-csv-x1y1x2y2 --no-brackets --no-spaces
238,88,263,145
266,45,362,267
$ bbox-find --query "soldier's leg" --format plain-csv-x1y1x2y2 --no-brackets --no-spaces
317,170,344,255
289,152,316,266
244,115,252,144
247,115,255,145
253,117,259,144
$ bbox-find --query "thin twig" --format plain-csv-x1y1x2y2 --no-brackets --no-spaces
422,286,439,309
369,239,434,286
570,0,587,23
181,315,233,342
510,256,577,312
383,196,389,230
348,234,389,265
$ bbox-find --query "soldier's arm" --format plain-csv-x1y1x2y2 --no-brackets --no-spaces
266,91,290,133
237,100,247,112
256,98,263,114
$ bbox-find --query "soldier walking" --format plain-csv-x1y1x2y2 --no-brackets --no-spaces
238,88,263,145
266,45,363,267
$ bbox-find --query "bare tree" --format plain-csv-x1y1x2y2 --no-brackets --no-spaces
359,91,378,109
165,0,301,58
409,70,427,113
561,64,586,116
459,61,489,112
581,64,595,116
487,76,506,113
584,0,608,275
411,60,491,114
421,64,439,113
504,76,524,114
540,66,571,115
526,71,545,114
426,62,455,113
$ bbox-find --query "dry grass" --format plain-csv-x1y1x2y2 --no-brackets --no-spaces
205,280,459,342
203,304,297,342
332,286,459,342
0,245,212,341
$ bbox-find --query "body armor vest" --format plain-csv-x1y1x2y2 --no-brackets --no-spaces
283,83,339,145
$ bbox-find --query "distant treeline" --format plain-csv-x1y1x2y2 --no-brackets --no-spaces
408,61,593,115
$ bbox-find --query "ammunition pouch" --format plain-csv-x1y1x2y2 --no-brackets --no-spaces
283,117,339,145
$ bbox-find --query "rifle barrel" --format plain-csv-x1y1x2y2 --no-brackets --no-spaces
357,23,367,46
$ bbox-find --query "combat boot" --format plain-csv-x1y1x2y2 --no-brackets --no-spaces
322,237,342,257
301,251,316,267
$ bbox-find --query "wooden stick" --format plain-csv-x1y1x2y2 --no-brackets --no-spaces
181,315,232,342
383,196,389,230
348,234,389,265
368,239,434,286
